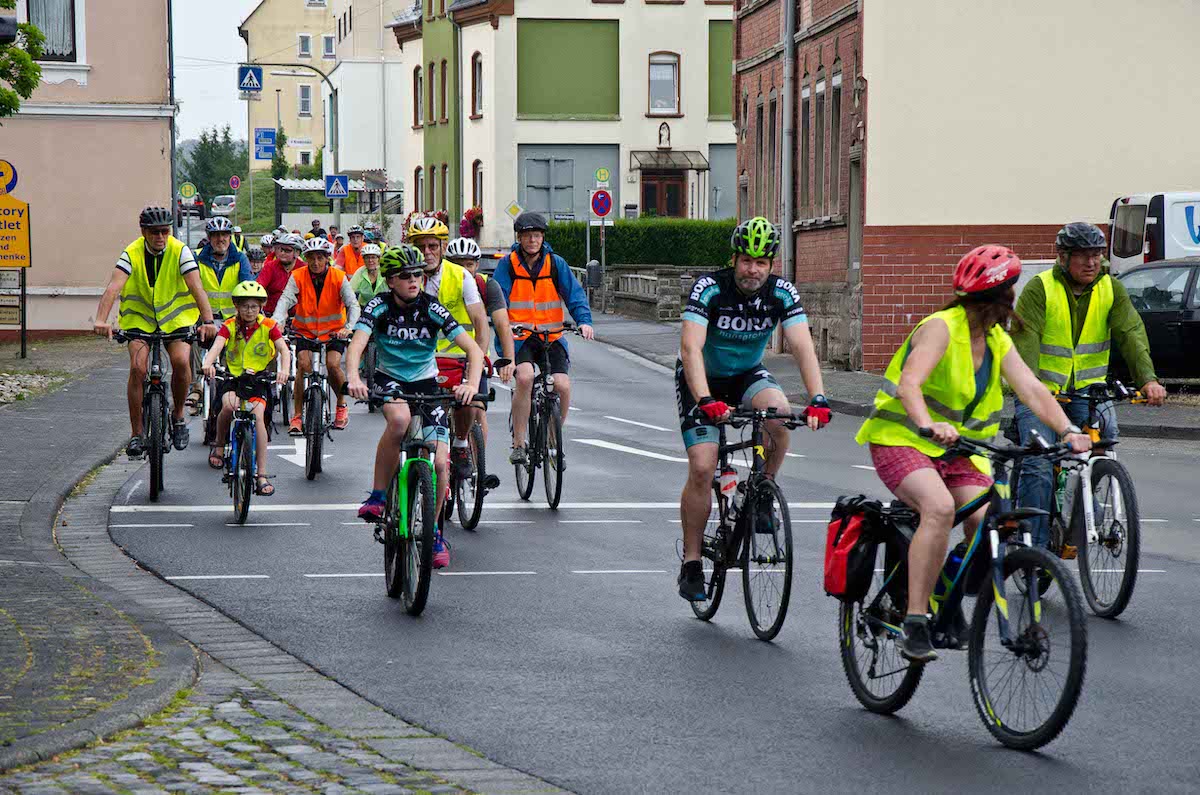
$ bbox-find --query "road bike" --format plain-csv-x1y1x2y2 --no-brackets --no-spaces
839,429,1091,750
511,324,580,509
217,371,275,525
441,357,508,531
691,407,805,641
361,386,490,616
114,327,195,502
294,336,340,481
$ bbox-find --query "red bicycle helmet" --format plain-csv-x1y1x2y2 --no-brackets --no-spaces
953,245,1022,296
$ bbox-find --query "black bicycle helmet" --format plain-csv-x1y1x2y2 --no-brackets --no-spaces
247,246,266,262
139,206,173,228
1055,222,1106,252
513,211,548,234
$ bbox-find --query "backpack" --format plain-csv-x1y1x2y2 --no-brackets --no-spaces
824,495,883,602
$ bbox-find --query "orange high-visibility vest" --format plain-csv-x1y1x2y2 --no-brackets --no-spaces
507,252,564,343
339,245,364,276
292,266,347,341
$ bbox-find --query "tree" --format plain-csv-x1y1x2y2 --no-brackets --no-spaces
179,124,247,200
0,0,44,120
271,127,289,179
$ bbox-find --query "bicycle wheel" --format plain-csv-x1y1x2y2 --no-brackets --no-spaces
364,341,377,414
231,424,253,525
202,378,218,447
304,388,323,481
147,391,165,502
1077,458,1140,619
401,460,436,616
839,542,924,714
279,379,292,424
690,519,728,621
515,411,537,501
542,402,565,510
383,474,403,599
969,546,1087,750
457,422,486,531
741,478,793,641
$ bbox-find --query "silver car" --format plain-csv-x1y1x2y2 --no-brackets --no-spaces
210,194,236,217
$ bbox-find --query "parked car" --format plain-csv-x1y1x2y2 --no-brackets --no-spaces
210,194,236,217
1107,192,1200,274
1111,258,1200,380
176,194,206,222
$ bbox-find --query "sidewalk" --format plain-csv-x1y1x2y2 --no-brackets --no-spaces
594,314,1200,439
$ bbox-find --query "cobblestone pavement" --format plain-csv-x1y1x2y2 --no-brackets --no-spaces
0,655,475,795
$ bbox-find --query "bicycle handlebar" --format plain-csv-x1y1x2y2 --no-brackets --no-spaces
917,426,1113,461
1054,379,1145,405
510,323,580,341
725,406,805,430
113,328,196,344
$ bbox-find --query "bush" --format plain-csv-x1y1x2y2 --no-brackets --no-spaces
546,218,736,267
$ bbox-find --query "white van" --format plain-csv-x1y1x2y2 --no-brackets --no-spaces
1107,192,1200,273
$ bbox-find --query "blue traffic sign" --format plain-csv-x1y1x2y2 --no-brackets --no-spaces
237,65,263,92
253,127,276,160
324,174,349,199
591,189,613,218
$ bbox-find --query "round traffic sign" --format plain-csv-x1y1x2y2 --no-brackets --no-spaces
595,167,611,184
591,189,613,218
230,175,241,190
0,160,17,196
179,182,197,199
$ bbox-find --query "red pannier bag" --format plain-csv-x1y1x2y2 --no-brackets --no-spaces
824,495,882,602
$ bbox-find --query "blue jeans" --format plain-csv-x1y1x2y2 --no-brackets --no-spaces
1014,398,1118,547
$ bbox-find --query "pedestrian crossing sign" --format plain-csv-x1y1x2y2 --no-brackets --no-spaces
325,174,349,199
237,65,263,92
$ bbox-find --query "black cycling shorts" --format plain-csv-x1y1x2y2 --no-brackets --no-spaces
295,336,348,356
372,371,450,444
515,337,569,375
674,359,782,448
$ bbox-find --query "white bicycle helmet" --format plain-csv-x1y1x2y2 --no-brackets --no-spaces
303,236,334,256
347,224,365,235
205,217,234,234
446,237,482,260
276,233,304,251
260,233,275,246
361,243,382,258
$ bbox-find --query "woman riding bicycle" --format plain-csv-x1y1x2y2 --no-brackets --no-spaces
855,245,1091,662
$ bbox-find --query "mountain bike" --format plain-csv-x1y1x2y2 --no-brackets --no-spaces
441,358,507,531
114,327,195,502
839,429,1093,750
690,407,806,641
360,386,490,616
511,324,580,509
218,371,274,525
295,336,339,481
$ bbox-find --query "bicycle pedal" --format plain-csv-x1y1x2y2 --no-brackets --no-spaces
1059,544,1078,561
483,474,501,491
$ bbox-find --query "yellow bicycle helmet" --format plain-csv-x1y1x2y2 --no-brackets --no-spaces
231,280,268,302
407,216,449,241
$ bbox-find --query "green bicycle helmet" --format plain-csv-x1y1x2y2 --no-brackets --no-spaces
731,216,781,259
379,243,424,277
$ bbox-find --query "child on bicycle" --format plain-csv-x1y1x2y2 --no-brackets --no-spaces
201,281,292,497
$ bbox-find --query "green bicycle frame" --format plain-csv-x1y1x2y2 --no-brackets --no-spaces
391,455,437,541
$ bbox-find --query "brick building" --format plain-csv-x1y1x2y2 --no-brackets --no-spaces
735,0,1200,371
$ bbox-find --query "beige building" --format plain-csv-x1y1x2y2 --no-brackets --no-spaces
239,0,334,170
6,0,174,331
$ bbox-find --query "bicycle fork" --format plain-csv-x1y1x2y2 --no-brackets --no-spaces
1076,455,1125,546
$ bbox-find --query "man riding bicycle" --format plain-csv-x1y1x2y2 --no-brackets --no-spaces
189,217,254,414
92,206,217,457
1010,222,1166,554
407,217,490,480
675,217,830,602
492,212,594,467
855,245,1092,662
271,236,360,433
347,246,485,569
350,243,388,307
335,224,367,275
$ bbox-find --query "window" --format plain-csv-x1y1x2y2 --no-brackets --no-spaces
754,98,763,213
414,167,424,211
439,0,446,14
1120,267,1192,311
413,67,423,126
767,93,777,219
1112,205,1148,259
441,163,448,212
298,84,313,116
347,4,352,32
428,61,436,124
440,59,448,122
648,52,680,115
472,160,483,208
323,35,335,58
740,93,748,140
337,17,342,41
830,65,842,214
814,73,826,213
471,52,483,117
523,156,575,215
28,0,77,62
429,165,437,209
299,151,312,166
800,83,810,211
297,33,312,58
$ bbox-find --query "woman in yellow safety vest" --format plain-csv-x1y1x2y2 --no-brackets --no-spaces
855,245,1092,663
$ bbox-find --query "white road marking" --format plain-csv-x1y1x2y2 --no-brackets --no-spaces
574,438,688,464
304,573,383,578
604,416,671,432
435,571,538,576
852,465,876,471
225,522,311,528
165,575,270,581
110,523,195,529
785,453,806,459
1095,569,1166,573
492,382,512,391
571,569,667,575
125,481,143,503
267,445,297,450
560,519,643,524
670,518,829,524
275,439,333,468
113,500,835,513
477,520,535,524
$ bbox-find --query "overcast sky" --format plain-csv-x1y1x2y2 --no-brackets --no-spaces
174,0,261,142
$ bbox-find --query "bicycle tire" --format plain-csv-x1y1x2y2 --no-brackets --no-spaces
147,391,165,502
457,422,486,531
515,410,537,501
231,424,253,525
364,341,377,414
279,380,292,424
968,546,1087,750
202,377,217,447
402,461,436,616
690,518,728,621
383,474,403,599
1077,457,1140,619
543,401,564,510
741,479,793,641
304,387,323,481
839,543,923,714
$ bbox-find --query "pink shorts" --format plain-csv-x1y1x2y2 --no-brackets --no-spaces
869,444,993,496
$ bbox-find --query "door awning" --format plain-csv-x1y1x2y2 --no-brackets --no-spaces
629,150,710,172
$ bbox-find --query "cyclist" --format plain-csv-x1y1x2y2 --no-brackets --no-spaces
260,233,276,267
247,246,266,276
92,206,217,457
232,226,246,252
271,236,360,433
492,212,594,466
257,233,301,318
190,217,253,415
327,224,339,245
1011,222,1167,554
408,218,489,480
855,245,1092,662
675,217,830,602
201,281,291,496
346,246,485,569
335,224,367,275
349,243,388,307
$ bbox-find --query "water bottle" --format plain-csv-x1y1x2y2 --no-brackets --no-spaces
1054,468,1068,514
730,480,747,519
716,467,737,515
1061,470,1080,526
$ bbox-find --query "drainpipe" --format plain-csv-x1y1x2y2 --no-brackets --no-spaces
454,17,464,224
379,0,388,230
781,0,797,283
167,0,177,234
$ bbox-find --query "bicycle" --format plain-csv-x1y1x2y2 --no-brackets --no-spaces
690,407,806,641
360,336,378,414
1041,380,1143,618
511,323,580,509
276,326,298,429
360,385,491,616
114,327,196,502
839,429,1092,750
293,336,339,481
441,357,509,531
217,371,274,525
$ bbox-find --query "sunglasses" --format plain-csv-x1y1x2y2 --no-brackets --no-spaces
145,228,171,236
389,271,424,281
416,242,442,252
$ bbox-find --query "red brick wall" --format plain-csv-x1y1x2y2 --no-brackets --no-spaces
795,225,848,282
734,0,784,223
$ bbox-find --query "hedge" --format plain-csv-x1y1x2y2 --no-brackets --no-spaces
546,218,737,268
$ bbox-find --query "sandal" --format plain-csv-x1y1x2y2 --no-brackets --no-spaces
208,449,224,469
255,476,275,497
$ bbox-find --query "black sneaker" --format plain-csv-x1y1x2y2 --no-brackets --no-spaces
172,419,190,451
677,560,707,602
900,615,938,663
933,606,970,651
126,437,145,459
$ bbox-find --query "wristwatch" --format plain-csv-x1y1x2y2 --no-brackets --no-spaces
1062,423,1083,436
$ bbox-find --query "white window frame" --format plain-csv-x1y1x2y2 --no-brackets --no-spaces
648,52,680,116
322,34,335,59
298,33,312,58
298,84,313,117
15,0,89,85
472,53,483,116
299,150,313,166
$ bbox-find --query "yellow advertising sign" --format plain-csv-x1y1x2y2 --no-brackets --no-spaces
0,193,31,268
0,159,17,196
